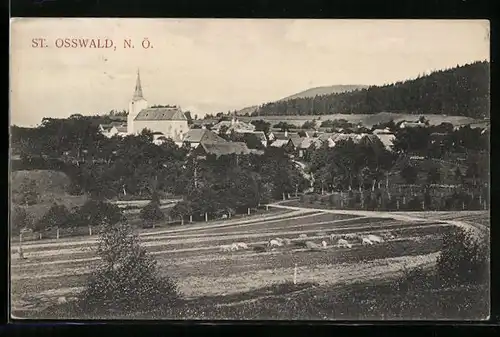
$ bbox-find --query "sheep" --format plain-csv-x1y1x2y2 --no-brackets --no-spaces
57,296,67,304
316,231,327,237
236,242,249,249
329,233,339,242
219,245,232,252
321,240,328,248
282,238,292,245
230,243,240,251
268,239,283,248
298,234,308,239
337,239,352,249
274,237,284,244
367,234,384,244
344,233,358,240
362,238,374,246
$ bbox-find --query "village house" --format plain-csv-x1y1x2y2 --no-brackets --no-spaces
372,128,396,151
211,117,256,134
181,129,227,148
99,122,128,138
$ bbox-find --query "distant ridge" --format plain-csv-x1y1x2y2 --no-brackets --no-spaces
280,85,369,101
235,85,367,116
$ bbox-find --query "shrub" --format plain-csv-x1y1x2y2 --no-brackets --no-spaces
437,226,489,287
76,221,179,316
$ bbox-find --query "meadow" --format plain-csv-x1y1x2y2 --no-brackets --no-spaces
11,203,489,320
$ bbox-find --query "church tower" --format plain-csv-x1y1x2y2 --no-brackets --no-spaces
128,69,148,134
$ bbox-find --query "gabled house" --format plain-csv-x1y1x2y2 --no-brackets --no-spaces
180,129,226,148
211,117,256,134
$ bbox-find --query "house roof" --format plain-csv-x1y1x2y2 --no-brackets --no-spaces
134,107,186,121
317,133,337,141
270,139,289,148
234,131,267,142
288,135,304,148
183,129,226,144
110,121,124,127
115,126,128,133
272,132,299,140
197,142,251,157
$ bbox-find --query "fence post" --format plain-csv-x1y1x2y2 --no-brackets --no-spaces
39,232,42,240
89,225,92,236
422,200,425,210
247,207,251,215
282,193,286,201
205,212,208,222
18,233,23,259
397,199,400,210
56,228,60,240
403,196,406,205
462,202,465,210
293,263,297,285
189,215,193,223
181,217,184,226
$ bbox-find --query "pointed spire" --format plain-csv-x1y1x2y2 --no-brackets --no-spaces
132,69,144,101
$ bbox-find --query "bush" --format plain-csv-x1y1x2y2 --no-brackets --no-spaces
76,221,179,316
437,226,489,287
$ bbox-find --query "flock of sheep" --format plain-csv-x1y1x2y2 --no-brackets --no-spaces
218,231,397,253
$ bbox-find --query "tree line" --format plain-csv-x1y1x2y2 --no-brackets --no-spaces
252,61,489,119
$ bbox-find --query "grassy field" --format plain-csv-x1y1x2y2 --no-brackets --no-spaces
10,204,490,320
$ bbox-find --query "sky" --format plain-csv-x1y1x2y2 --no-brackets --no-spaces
10,19,489,127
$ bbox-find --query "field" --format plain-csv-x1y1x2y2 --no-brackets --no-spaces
193,112,481,128
10,203,489,319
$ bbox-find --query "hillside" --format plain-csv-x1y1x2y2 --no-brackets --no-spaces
280,85,368,101
253,61,490,119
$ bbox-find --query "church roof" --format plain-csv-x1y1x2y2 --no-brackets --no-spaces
134,107,186,121
183,129,226,143
132,70,145,102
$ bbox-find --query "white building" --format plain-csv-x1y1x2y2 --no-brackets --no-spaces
127,70,189,142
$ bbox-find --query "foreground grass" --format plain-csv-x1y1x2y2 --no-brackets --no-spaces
21,267,488,321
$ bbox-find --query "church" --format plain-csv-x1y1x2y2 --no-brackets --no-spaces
127,70,189,142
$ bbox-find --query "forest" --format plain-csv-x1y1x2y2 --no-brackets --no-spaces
253,61,489,119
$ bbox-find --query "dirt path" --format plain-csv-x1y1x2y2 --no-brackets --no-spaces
269,204,489,237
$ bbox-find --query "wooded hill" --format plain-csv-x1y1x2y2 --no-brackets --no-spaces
253,61,489,119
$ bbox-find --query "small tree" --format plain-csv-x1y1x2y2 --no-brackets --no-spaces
35,204,71,232
77,220,178,316
427,167,441,184
17,178,39,206
140,200,165,223
72,200,124,228
11,206,32,235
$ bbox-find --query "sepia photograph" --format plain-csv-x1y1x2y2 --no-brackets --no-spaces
9,18,490,320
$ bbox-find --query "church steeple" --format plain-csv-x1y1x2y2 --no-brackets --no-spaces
132,69,145,101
